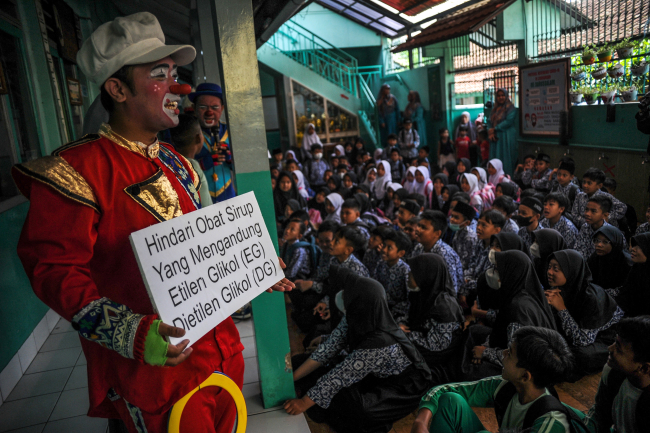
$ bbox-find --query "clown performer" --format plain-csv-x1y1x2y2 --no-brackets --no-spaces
12,12,293,433
190,82,236,203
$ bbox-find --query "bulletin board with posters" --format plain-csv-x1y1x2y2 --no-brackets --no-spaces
519,58,570,137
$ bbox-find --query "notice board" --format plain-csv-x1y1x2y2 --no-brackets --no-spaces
519,58,570,137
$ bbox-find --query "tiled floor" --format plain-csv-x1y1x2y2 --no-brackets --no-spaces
0,317,309,433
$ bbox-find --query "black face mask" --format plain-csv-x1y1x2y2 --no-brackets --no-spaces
513,215,533,227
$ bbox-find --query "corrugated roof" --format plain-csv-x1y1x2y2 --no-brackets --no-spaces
380,0,449,16
392,0,515,52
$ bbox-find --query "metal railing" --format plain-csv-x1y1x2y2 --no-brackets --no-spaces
358,78,380,146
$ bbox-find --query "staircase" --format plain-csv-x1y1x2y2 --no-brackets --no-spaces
259,20,383,147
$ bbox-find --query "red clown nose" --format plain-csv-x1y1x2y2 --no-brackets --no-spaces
169,84,192,95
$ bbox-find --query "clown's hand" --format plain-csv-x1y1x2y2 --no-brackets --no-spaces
266,258,295,292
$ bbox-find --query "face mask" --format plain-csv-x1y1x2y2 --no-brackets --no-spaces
407,284,421,292
335,290,345,314
314,153,323,160
488,249,497,265
449,223,461,232
530,242,541,259
485,268,501,289
513,215,533,226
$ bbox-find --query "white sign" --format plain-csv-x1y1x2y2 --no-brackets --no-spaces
130,192,284,346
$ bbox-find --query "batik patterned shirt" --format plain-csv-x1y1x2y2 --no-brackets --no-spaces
318,254,369,304
283,240,312,280
375,259,410,319
571,189,627,229
403,320,462,353
529,168,554,191
575,221,612,259
346,218,370,241
411,240,464,294
463,242,490,295
540,216,579,248
312,253,336,294
482,322,524,366
635,222,650,236
308,317,412,409
502,218,520,234
304,159,329,188
557,306,624,346
518,224,542,251
363,248,383,279
452,227,480,271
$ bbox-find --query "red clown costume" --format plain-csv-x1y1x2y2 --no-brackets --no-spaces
13,12,244,433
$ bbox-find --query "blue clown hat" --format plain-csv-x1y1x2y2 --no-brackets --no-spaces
188,83,223,103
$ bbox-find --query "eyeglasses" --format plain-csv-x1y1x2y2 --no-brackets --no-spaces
197,105,222,111
592,238,612,246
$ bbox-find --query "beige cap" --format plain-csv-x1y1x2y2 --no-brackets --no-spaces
77,12,196,85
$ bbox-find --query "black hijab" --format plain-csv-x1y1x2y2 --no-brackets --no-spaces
457,158,472,176
530,229,567,289
354,192,370,215
481,251,558,349
407,254,464,329
329,265,432,380
344,172,358,185
443,161,458,185
308,186,330,216
588,226,631,290
441,185,460,215
497,181,517,199
273,171,305,219
328,174,342,191
492,232,528,255
430,174,448,210
550,249,619,329
615,233,650,317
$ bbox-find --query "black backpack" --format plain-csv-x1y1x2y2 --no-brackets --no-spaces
494,382,589,433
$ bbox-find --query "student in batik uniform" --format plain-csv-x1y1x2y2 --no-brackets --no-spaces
462,210,505,298
286,266,432,433
450,201,480,272
575,195,615,259
515,197,544,250
635,204,650,235
491,195,519,234
340,199,370,241
375,230,411,319
539,192,579,248
571,168,627,229
520,153,552,192
280,219,312,280
363,225,389,278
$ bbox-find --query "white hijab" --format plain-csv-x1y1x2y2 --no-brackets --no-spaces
403,166,418,193
461,173,480,197
472,167,488,189
363,167,376,191
324,193,343,222
488,159,505,186
388,182,403,192
293,170,310,199
374,160,393,200
302,123,322,152
335,145,345,157
413,166,432,195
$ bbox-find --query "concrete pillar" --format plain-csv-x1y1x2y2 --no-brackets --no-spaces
195,0,222,85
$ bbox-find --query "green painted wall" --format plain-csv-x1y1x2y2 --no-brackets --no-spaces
0,202,49,371
341,47,383,67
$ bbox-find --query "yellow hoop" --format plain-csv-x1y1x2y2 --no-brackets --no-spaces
168,372,247,433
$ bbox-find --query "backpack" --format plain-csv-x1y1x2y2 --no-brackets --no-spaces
601,368,650,433
285,237,322,272
494,382,590,433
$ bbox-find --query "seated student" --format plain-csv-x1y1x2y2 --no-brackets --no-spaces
450,201,480,272
271,147,284,171
533,157,580,211
604,177,637,241
449,191,477,232
635,203,650,235
417,157,430,170
323,169,333,185
546,250,624,379
290,209,316,244
496,181,519,201
430,173,448,211
388,147,405,184
392,189,409,221
515,197,544,250
364,225,390,278
529,229,568,290
520,153,553,190
512,153,536,189
413,327,580,433
572,168,627,229
326,173,341,193
487,158,509,187
575,195,615,259
354,150,369,179
373,160,393,202
329,156,340,172
412,167,433,203
323,192,343,224
336,163,348,176
418,145,431,167
383,133,399,161
308,187,330,223
609,233,650,317
455,158,471,185
465,251,559,381
404,216,420,244
411,210,464,294
362,166,377,192
403,166,417,193
408,192,426,214
340,199,370,241
381,183,402,220
440,185,460,216
293,221,339,300
585,316,650,433
286,267,432,433
399,119,420,160
342,172,357,190
540,192,579,248
397,199,420,231
460,173,484,214
339,155,351,171
285,159,301,175
397,254,465,367
437,128,455,168
588,226,631,292
375,229,411,319
492,195,519,234
303,144,330,189
293,170,311,200
471,167,495,210
463,210,505,298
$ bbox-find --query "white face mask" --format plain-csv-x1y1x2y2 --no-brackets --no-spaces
407,285,421,292
530,242,541,259
335,290,345,314
488,249,497,265
314,152,323,160
485,268,501,289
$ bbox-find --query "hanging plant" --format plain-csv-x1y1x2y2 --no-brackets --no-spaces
591,65,608,80
631,60,649,76
619,85,638,102
569,87,584,103
571,68,587,81
614,38,636,59
600,85,617,105
581,46,597,65
597,44,612,62
607,63,625,78
582,87,600,105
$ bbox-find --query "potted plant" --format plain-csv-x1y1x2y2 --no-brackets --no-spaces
581,46,597,65
583,88,599,105
569,87,584,104
620,85,638,102
600,85,617,104
607,62,625,78
631,60,649,76
614,38,636,59
597,44,612,62
571,68,587,81
591,65,608,80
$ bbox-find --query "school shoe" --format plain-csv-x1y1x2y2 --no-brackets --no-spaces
231,303,252,320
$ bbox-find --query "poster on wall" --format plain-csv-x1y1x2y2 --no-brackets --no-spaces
519,58,570,137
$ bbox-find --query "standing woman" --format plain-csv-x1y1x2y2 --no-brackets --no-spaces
487,89,517,175
378,84,400,146
404,90,426,148
285,266,432,433
546,250,623,379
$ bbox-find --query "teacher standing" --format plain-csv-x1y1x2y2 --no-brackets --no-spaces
378,84,400,146
487,88,517,175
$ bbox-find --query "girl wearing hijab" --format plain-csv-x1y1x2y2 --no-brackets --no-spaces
440,185,460,216
462,251,558,382
430,173,448,210
302,123,322,154
460,173,484,214
529,229,567,289
326,173,342,193
323,192,343,224
608,233,650,317
454,111,477,143
455,158,471,185
382,183,402,219
285,150,303,170
487,90,517,174
362,167,376,192
342,172,358,190
487,159,508,186
442,161,458,185
292,170,310,200
274,171,306,222
546,249,623,378
413,167,433,199
588,226,631,291
286,266,432,433
402,166,417,193
334,144,346,157
377,84,400,145
471,167,495,210
398,254,465,366
374,160,392,201
495,180,518,201
308,187,330,221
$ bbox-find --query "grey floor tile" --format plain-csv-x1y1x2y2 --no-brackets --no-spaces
25,348,81,375
49,388,89,421
246,408,309,433
63,365,87,391
240,336,257,359
242,382,260,399
4,424,45,433
234,319,255,338
6,368,72,401
243,357,259,385
42,415,107,433
51,319,74,335
39,333,80,353
244,382,282,415
0,393,59,432
75,352,86,366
